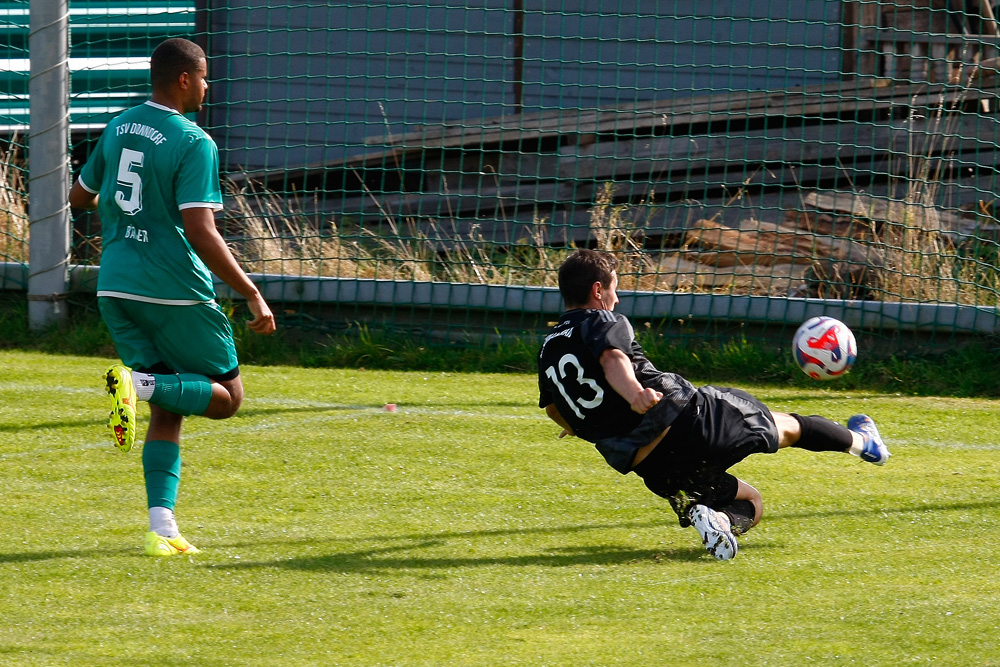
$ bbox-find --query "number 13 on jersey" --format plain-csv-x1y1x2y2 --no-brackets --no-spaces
544,353,604,419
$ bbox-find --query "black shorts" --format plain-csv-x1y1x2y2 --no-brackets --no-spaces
632,385,779,520
138,360,240,383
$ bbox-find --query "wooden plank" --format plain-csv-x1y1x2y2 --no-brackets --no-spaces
561,115,1000,185
566,166,843,204
682,218,873,267
367,79,984,153
396,200,693,249
327,181,566,220
403,212,590,248
326,112,1000,222
304,141,1000,235
561,123,895,181
627,253,807,295
800,189,1000,244
420,151,562,191
565,160,966,213
841,2,862,76
802,190,964,229
366,85,795,146
367,80,877,149
784,208,875,240
230,80,994,194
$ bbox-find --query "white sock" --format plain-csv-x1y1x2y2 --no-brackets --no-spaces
149,506,179,538
848,432,865,457
131,371,155,401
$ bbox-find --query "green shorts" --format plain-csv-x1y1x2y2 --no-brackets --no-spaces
98,296,239,380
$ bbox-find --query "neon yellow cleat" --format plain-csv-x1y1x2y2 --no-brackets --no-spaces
144,531,201,557
104,364,137,453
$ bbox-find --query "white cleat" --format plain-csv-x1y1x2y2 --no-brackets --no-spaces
689,504,738,561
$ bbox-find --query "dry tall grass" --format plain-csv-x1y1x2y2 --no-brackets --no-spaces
0,140,28,263
868,72,1000,305
224,177,575,286
868,199,1000,305
222,173,1000,307
587,182,661,291
223,177,671,293
222,178,363,279
223,82,1000,309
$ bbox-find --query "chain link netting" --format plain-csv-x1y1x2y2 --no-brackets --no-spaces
5,1,1000,350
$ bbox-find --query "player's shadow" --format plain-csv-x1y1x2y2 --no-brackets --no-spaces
204,540,713,572
753,392,889,404
203,496,1000,572
215,519,668,552
769,497,1000,522
233,404,374,418
202,518,730,572
0,545,135,564
234,402,536,417
412,400,535,409
0,417,106,432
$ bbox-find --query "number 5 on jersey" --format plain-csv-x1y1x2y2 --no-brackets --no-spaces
115,148,144,215
544,353,604,419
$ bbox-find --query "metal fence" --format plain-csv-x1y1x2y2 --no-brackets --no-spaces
6,1,1000,352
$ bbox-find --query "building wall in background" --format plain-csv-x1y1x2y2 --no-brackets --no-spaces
206,0,842,173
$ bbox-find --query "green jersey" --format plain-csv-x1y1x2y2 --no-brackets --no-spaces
79,100,223,303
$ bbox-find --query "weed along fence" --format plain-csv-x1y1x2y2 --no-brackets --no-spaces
5,1,1000,353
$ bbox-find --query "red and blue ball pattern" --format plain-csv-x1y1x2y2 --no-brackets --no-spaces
793,316,857,380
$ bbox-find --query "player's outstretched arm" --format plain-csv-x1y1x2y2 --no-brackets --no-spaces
182,207,276,335
600,348,662,414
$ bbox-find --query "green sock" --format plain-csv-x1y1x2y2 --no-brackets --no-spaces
149,373,214,416
143,440,181,510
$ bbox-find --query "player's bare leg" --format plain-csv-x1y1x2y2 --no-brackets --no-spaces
732,479,763,529
200,376,244,419
141,376,246,555
142,405,199,555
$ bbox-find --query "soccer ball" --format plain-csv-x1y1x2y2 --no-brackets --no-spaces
792,316,857,380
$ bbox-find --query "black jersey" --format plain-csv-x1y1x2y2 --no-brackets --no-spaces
537,309,696,443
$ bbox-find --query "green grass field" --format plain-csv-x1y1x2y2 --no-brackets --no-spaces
2,349,999,666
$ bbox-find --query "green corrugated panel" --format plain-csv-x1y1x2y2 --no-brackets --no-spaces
0,0,194,130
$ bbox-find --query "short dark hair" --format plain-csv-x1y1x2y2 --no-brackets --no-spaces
558,249,618,308
150,38,205,90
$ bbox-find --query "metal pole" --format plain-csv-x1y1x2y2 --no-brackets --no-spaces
27,0,70,330
512,0,524,114
194,0,210,129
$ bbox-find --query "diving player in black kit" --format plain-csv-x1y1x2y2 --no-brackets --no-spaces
537,250,890,560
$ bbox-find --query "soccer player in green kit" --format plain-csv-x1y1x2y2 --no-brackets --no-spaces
69,38,276,556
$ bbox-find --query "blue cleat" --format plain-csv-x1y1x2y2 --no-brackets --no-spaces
848,414,890,465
